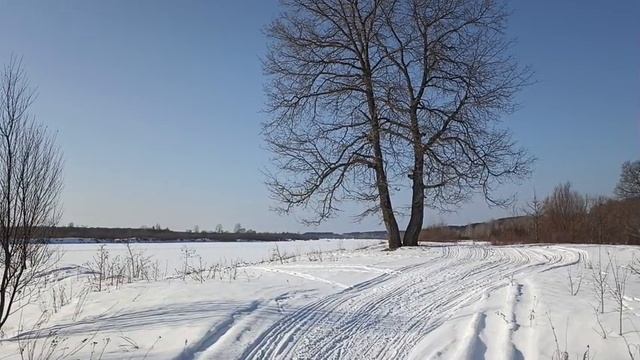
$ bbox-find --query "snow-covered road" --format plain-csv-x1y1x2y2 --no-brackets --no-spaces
242,245,584,360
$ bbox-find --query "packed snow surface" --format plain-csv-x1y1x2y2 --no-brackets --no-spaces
1,239,639,359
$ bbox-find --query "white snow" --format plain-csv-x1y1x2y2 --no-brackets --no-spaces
0,239,639,360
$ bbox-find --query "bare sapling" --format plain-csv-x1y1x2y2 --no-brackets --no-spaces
271,244,286,264
525,191,544,243
608,253,630,336
0,57,63,331
592,307,607,339
591,246,610,314
621,333,640,360
547,312,569,360
567,265,583,296
178,246,196,281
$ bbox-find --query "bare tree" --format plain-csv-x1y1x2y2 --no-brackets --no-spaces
264,0,531,248
372,0,532,246
544,182,587,243
233,223,245,234
264,0,403,248
587,196,609,244
612,161,640,244
525,191,544,243
0,57,63,330
615,160,640,200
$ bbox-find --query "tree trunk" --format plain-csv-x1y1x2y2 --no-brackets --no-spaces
376,167,402,250
369,102,402,249
619,300,623,336
403,111,425,247
363,65,401,249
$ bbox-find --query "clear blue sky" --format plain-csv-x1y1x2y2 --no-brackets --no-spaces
0,0,637,233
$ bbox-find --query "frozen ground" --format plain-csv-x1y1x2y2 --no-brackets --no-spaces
0,239,639,359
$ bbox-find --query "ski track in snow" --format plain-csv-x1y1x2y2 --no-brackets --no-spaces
177,301,262,360
232,245,584,360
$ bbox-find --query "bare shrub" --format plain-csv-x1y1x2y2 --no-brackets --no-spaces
178,246,196,281
124,243,152,282
71,287,90,321
307,249,324,262
150,259,168,282
16,311,94,360
84,245,109,292
172,247,244,283
49,284,71,314
84,244,156,291
270,244,286,264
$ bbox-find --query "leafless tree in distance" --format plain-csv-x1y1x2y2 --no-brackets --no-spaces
614,161,640,243
526,191,544,243
543,182,587,243
374,0,533,246
0,57,63,330
615,160,640,200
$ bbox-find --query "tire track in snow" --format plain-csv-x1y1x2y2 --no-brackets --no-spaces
241,245,582,360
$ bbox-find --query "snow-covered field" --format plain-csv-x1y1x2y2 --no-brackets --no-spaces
1,239,639,359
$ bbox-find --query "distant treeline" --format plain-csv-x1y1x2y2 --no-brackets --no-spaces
47,164,640,246
46,227,388,242
420,183,640,245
